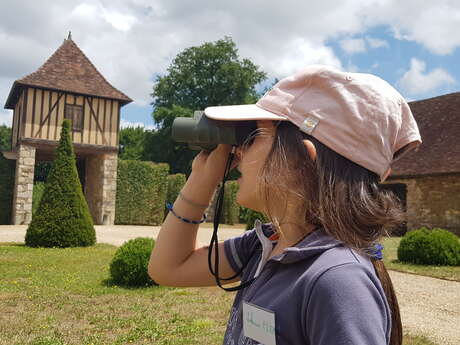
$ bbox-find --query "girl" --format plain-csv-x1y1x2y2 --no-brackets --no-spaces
149,65,422,345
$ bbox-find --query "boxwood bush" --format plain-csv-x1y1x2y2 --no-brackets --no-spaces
25,120,96,248
397,227,460,266
110,237,157,287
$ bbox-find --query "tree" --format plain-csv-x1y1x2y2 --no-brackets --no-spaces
0,125,12,151
119,126,147,160
147,36,267,175
143,105,196,174
25,119,96,247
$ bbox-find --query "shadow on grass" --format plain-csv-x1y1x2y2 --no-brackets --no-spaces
101,277,159,290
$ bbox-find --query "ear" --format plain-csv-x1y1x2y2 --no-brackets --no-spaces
303,140,317,161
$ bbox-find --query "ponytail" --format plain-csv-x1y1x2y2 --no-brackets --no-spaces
371,259,402,345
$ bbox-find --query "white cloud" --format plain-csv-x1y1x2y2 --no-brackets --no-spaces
399,58,456,96
339,38,366,55
0,109,12,126
339,36,388,55
261,38,342,78
120,118,155,130
1,0,459,122
362,1,460,55
72,3,137,32
102,10,137,31
366,37,389,48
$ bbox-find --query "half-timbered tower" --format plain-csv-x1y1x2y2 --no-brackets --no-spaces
3,36,132,225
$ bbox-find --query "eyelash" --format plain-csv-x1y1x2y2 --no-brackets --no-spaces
241,132,257,148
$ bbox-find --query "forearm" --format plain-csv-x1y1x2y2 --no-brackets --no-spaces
148,172,218,282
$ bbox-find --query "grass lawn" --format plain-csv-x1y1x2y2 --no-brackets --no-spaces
381,236,460,281
0,242,441,345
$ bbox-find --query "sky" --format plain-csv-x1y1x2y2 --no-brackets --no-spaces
1,0,459,129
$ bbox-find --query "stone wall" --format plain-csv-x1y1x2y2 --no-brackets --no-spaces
85,152,118,225
11,144,36,225
387,174,460,235
101,152,118,225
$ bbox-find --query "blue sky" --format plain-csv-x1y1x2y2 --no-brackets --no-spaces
1,1,459,129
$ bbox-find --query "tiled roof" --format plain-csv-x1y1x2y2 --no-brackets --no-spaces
390,92,460,178
5,38,132,108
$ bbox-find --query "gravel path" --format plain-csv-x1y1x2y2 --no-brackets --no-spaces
1,225,459,344
389,270,460,345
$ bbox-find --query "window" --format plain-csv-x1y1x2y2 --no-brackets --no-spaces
65,104,83,131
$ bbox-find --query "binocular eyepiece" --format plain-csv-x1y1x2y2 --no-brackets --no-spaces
171,111,257,151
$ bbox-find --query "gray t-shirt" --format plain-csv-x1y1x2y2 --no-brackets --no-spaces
222,220,391,345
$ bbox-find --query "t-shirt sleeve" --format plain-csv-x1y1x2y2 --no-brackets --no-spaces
223,229,258,276
305,263,391,345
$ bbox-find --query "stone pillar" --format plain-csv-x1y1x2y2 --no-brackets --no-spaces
85,152,118,225
11,144,36,225
101,152,118,225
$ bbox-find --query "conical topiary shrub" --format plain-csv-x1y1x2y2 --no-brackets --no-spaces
25,119,96,247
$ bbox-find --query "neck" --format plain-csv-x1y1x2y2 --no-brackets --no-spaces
274,221,318,247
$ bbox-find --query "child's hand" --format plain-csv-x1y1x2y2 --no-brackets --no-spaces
191,144,237,186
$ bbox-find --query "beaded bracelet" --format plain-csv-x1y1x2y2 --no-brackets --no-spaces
166,202,207,224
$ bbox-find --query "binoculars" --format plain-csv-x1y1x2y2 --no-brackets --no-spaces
171,111,257,151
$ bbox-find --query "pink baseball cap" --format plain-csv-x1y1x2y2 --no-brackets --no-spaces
204,64,422,183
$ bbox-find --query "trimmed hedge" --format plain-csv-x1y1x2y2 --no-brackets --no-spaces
221,181,240,225
0,153,15,224
164,173,186,216
397,227,460,266
109,237,157,287
25,119,96,248
115,160,169,225
209,181,269,228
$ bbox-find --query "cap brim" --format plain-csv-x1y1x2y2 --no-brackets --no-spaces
204,104,287,121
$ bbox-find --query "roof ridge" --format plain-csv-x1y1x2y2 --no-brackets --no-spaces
63,39,131,102
9,37,132,106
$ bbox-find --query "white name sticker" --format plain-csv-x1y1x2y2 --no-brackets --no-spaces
243,301,276,345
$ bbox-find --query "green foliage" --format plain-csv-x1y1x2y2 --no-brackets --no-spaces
115,160,169,225
0,126,14,224
221,181,240,225
149,36,267,175
25,119,96,248
0,152,15,224
0,125,12,151
119,126,147,160
32,182,46,215
143,105,196,175
152,36,267,110
397,227,460,266
242,208,270,230
165,173,186,217
109,237,157,287
34,161,52,182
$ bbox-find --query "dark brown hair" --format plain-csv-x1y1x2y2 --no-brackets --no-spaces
253,120,403,345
